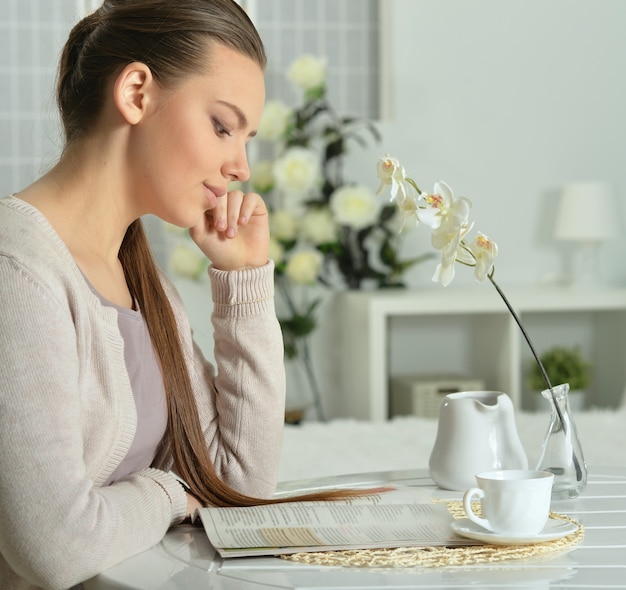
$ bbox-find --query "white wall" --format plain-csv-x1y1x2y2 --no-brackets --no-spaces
348,0,626,288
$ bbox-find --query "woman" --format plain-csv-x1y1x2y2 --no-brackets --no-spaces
0,1,353,588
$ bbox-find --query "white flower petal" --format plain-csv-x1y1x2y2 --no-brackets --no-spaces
258,100,293,141
273,147,322,197
285,249,323,285
301,208,339,245
330,184,381,230
270,208,300,241
287,54,327,91
432,260,455,286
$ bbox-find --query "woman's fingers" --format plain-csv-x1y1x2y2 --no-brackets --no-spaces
225,190,244,238
238,191,263,226
211,190,264,238
211,191,230,233
189,189,269,270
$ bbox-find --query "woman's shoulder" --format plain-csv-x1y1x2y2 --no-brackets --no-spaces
0,195,85,300
1,195,68,253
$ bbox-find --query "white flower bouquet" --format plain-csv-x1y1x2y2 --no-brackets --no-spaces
252,56,431,362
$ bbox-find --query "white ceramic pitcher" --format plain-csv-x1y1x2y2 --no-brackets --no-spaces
428,391,528,491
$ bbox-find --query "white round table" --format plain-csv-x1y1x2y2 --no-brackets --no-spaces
84,467,626,589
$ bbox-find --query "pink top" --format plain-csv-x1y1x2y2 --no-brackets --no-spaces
88,287,168,486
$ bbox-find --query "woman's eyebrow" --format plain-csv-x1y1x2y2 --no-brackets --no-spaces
217,100,257,137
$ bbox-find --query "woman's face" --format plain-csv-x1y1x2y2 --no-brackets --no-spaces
128,43,266,227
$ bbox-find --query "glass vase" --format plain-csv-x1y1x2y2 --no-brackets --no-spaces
284,351,326,424
536,382,588,499
284,357,312,424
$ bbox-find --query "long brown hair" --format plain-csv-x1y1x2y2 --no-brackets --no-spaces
59,0,361,507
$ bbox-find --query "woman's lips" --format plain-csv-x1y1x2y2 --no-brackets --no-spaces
202,184,218,209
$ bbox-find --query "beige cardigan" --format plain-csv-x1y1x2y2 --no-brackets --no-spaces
0,196,285,590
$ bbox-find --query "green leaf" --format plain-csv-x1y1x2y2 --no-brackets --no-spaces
379,204,397,224
528,346,591,391
379,239,397,267
325,138,344,161
304,85,326,102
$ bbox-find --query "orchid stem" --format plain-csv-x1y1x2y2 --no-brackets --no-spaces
487,274,566,431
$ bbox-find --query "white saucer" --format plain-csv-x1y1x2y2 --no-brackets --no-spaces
450,518,578,545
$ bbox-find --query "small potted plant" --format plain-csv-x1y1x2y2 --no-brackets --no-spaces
528,346,591,411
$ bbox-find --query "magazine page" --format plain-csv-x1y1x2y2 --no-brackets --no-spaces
197,487,476,557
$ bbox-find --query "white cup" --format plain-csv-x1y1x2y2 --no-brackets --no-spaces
463,469,555,536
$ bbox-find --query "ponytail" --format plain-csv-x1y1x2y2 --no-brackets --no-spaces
120,222,361,506
56,11,104,142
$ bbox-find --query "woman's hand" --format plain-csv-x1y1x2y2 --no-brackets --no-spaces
189,189,270,271
186,492,203,521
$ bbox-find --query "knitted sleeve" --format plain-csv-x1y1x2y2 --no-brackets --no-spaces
0,255,187,590
160,261,286,498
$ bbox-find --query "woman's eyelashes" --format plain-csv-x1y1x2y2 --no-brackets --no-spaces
212,117,233,138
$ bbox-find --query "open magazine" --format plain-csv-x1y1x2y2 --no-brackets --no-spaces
197,486,477,558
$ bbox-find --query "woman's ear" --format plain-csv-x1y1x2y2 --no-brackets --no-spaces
113,62,155,125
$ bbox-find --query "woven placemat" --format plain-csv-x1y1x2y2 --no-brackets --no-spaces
279,501,584,568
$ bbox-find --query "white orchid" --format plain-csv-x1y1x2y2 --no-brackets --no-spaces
428,188,474,287
376,156,421,231
257,100,293,141
432,222,473,287
329,184,380,230
375,156,492,287
287,54,327,92
418,182,472,232
467,232,498,283
285,249,323,285
375,155,568,422
272,147,321,197
376,155,408,203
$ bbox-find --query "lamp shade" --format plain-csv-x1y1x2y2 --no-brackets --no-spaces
554,182,621,242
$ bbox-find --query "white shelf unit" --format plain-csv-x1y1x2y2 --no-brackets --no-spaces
337,286,626,421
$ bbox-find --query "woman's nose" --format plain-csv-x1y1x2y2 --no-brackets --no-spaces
223,145,250,183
